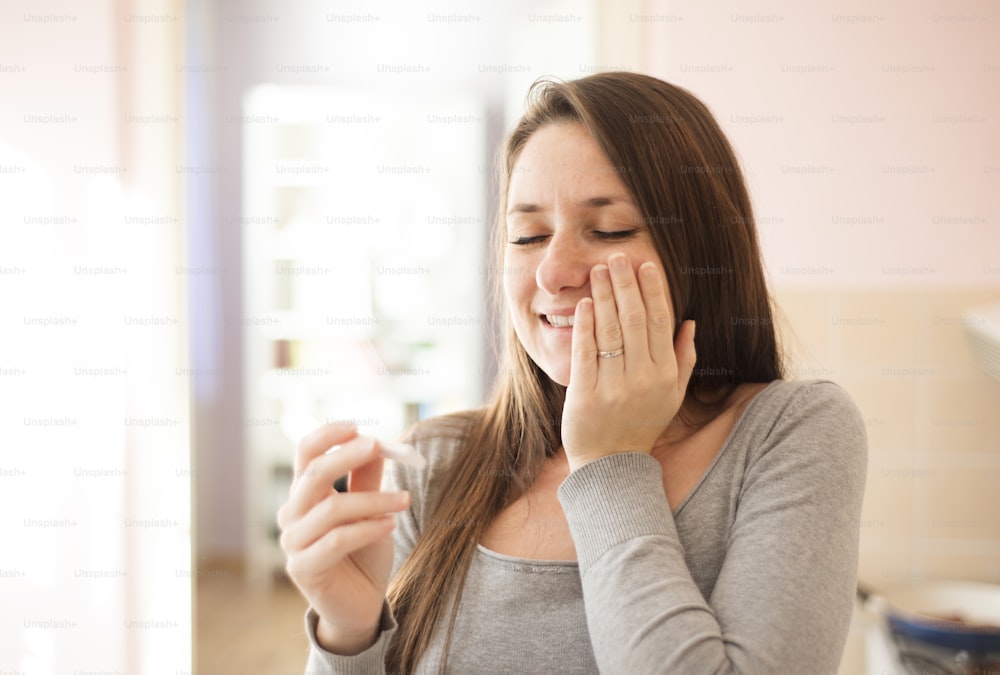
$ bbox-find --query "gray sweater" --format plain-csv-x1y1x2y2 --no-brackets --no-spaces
303,379,867,673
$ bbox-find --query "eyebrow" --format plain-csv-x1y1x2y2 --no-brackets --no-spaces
507,195,629,215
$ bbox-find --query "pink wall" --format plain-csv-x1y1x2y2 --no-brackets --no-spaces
633,5,1000,669
639,0,1000,289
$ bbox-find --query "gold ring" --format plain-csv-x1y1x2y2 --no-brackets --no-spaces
598,348,624,358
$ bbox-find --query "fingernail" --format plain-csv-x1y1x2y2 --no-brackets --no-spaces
609,254,628,272
593,264,609,281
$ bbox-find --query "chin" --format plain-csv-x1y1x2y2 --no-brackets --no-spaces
514,332,570,386
535,359,570,388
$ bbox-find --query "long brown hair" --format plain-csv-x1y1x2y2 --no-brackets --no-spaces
385,72,783,673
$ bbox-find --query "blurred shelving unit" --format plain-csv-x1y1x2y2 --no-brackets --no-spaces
241,85,487,587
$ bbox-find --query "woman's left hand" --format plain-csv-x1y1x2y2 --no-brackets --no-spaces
561,253,697,472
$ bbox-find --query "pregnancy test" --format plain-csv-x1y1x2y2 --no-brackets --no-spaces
279,411,427,469
373,439,427,469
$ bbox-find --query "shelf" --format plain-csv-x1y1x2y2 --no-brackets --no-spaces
246,310,381,341
241,83,488,586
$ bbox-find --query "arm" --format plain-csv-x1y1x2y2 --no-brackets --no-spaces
557,382,867,674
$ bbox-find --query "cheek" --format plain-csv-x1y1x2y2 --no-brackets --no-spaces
501,258,533,309
501,268,518,311
501,277,529,342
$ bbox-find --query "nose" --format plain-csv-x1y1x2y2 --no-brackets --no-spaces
535,229,592,296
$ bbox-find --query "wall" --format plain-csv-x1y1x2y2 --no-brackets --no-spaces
636,0,1000,573
634,0,1000,670
640,0,1000,289
0,0,191,671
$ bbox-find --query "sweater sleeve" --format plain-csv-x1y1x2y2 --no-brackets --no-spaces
556,381,868,674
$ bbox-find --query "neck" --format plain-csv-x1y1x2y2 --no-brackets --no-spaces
650,393,730,459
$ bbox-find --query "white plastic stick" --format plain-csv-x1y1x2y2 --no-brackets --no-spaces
279,411,426,468
372,439,427,469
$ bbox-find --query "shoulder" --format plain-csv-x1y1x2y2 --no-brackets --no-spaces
385,409,480,519
743,379,865,443
737,379,867,485
399,409,479,462
747,378,861,420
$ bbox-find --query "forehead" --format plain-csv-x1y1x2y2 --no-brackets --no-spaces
508,122,632,201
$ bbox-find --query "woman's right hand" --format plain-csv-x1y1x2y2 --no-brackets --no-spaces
276,421,411,655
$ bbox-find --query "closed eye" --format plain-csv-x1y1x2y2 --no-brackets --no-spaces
594,229,638,240
509,234,549,246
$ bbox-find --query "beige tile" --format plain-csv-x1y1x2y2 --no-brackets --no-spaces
830,291,922,367
918,466,1000,541
778,288,1000,595
926,378,1000,454
926,291,1000,370
859,450,918,538
836,377,918,454
771,288,833,364
924,550,1000,584
857,535,920,589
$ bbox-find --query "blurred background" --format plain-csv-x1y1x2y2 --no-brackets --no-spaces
1,0,998,672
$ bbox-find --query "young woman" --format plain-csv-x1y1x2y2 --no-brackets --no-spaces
278,72,867,674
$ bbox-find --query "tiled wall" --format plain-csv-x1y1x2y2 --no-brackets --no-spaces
774,287,1000,588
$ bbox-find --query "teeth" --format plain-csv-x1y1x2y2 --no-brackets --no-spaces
545,314,574,327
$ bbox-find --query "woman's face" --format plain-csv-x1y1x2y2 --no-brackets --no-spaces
503,122,671,387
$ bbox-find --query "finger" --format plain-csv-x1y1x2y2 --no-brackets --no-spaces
590,263,623,355
349,440,392,494
281,436,379,525
607,253,649,368
570,297,598,392
293,420,359,482
286,514,396,579
674,319,698,395
637,261,674,366
280,490,410,553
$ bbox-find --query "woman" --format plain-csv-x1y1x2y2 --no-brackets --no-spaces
278,72,867,674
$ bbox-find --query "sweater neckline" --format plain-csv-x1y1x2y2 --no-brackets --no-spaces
476,380,784,567
475,543,579,568
670,379,781,518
